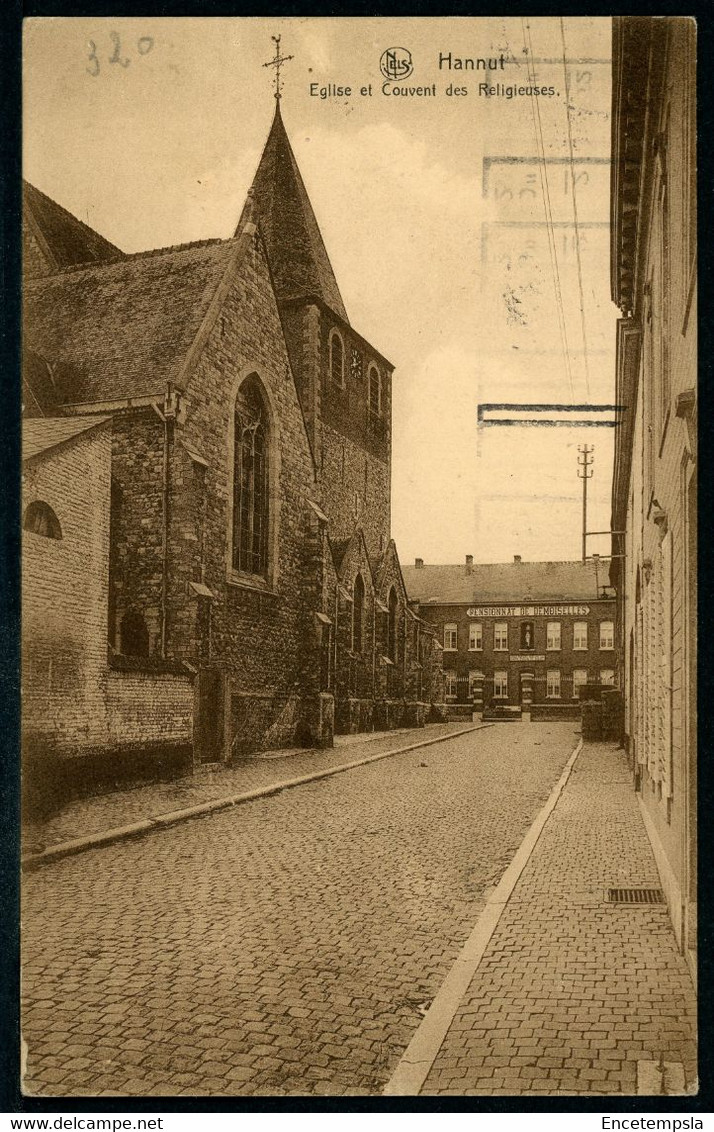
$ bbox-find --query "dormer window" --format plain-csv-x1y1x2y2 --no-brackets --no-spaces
330,329,345,388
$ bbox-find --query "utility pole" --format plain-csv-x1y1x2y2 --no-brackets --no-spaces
577,444,594,563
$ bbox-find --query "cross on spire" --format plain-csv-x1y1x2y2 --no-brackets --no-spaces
263,35,294,102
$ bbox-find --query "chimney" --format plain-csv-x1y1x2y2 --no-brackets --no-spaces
415,557,424,569
514,555,522,563
465,555,473,574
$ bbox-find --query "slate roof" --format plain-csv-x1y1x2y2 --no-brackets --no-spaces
23,415,111,462
402,560,607,605
23,239,239,404
239,103,349,323
24,181,124,270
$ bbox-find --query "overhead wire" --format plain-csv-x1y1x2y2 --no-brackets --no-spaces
559,16,593,401
521,17,576,403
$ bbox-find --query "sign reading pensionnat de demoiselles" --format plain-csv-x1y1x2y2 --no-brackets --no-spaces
465,605,591,618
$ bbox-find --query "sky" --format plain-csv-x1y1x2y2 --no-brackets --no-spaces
23,16,618,566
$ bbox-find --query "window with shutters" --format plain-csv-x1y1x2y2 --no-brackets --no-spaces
658,532,673,800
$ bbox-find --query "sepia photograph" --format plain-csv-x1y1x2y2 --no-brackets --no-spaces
17,15,697,1101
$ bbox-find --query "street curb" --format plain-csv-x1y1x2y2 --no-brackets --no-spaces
22,723,492,870
383,737,583,1097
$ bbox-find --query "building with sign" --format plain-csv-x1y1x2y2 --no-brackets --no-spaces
402,556,617,718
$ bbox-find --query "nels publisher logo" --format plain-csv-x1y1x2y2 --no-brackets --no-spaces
380,47,413,81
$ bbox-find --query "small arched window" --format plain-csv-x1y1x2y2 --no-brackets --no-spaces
23,500,62,540
233,376,270,577
368,365,381,417
330,330,345,387
352,573,365,654
120,610,150,657
388,586,398,662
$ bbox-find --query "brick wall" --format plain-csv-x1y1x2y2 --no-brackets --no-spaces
320,425,390,563
106,669,193,746
22,421,112,751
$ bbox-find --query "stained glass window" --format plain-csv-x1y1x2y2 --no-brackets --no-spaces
233,378,269,577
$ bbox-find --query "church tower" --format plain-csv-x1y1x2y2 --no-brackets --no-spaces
239,101,393,563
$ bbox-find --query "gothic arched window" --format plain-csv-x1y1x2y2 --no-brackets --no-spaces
23,500,62,540
368,364,381,417
352,573,365,654
120,610,149,657
233,377,270,577
330,330,345,387
388,586,398,661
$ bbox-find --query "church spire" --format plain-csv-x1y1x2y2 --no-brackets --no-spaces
236,57,349,322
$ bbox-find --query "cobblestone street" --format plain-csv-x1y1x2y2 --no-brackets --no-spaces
22,724,577,1097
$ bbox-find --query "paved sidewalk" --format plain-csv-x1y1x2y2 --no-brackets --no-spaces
22,722,474,856
397,741,697,1097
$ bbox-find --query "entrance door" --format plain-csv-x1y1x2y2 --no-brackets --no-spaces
194,666,225,763
519,670,533,709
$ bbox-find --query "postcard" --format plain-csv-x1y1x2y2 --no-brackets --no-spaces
19,16,697,1102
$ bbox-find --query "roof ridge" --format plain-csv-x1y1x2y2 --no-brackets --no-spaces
121,237,229,260
25,237,233,284
407,559,594,568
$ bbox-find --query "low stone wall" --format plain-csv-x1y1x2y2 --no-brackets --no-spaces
229,690,330,757
335,697,375,736
335,698,428,735
106,667,194,746
530,702,581,722
443,704,474,722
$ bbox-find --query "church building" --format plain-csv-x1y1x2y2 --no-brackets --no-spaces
22,92,443,796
